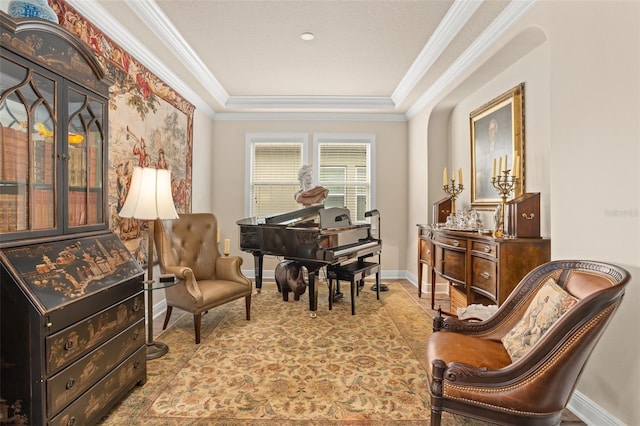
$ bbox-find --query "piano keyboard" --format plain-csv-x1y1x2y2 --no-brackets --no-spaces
332,240,379,257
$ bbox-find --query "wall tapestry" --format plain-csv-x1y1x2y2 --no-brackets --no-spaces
50,0,195,264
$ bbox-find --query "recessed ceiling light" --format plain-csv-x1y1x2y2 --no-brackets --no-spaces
300,32,315,41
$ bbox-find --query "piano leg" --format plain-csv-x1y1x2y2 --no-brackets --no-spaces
308,268,320,317
334,281,343,301
253,253,264,293
370,252,388,292
326,271,343,311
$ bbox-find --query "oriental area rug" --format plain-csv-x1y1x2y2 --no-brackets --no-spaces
97,281,483,425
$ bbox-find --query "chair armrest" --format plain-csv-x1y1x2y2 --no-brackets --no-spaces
433,308,486,333
432,352,553,388
431,359,520,388
433,298,526,338
161,265,203,305
216,256,252,286
161,265,192,280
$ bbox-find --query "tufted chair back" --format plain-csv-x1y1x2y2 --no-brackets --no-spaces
154,213,252,344
426,260,630,426
157,213,220,281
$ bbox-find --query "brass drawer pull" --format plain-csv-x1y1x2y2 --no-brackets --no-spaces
64,340,75,351
522,213,535,220
132,300,141,312
452,240,460,247
483,246,491,253
133,331,141,340
134,361,142,369
66,378,76,390
480,272,491,280
66,416,77,426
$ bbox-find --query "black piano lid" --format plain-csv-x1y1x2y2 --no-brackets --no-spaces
236,204,324,226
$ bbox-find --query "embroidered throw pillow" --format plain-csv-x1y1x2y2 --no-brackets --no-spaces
501,278,578,362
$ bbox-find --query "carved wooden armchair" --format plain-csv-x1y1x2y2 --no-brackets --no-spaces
154,213,252,344
426,260,630,426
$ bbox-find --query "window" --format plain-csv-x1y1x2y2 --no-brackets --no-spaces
246,133,374,221
247,134,306,217
320,166,346,208
315,134,374,222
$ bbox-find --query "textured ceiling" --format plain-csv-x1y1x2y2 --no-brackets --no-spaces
64,0,526,118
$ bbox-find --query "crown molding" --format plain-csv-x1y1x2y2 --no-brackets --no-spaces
392,0,482,106
66,0,535,121
406,0,536,119
125,0,229,107
213,112,407,122
224,96,396,112
66,0,216,118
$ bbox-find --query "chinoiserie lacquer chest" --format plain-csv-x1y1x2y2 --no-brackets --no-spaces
0,231,146,425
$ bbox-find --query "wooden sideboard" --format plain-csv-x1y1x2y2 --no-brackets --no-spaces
417,224,550,311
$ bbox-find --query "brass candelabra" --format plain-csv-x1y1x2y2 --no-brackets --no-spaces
491,170,520,237
443,179,463,213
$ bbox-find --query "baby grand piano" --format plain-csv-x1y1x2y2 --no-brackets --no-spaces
236,205,381,314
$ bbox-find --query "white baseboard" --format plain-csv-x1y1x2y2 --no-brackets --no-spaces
241,269,404,281
567,390,624,426
152,298,167,320
403,271,449,295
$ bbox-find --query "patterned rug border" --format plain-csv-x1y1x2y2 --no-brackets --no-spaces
99,280,445,425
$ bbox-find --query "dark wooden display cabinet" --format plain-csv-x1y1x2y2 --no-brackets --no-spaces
1,14,110,241
0,15,147,425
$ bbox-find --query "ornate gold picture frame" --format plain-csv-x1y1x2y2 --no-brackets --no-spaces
470,83,525,209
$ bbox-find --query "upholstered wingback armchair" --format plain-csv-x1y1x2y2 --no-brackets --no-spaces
154,213,252,344
426,260,630,426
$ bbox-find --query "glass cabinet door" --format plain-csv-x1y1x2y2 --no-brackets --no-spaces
67,87,105,228
1,18,111,244
0,56,57,234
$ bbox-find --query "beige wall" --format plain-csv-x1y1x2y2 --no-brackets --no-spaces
547,2,639,422
191,108,215,213
208,119,408,276
408,1,639,424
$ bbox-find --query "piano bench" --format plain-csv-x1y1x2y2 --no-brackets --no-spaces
327,261,381,315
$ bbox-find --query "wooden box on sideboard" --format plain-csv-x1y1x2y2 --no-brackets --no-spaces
505,192,541,238
432,197,452,224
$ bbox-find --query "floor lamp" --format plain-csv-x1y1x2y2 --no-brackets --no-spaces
119,166,178,360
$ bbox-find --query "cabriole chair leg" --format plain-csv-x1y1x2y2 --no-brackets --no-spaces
162,305,173,330
194,312,202,344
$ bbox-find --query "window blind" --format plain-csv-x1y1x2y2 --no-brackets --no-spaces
318,143,370,221
251,142,302,217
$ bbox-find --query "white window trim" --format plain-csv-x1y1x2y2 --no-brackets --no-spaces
313,133,376,211
245,133,309,218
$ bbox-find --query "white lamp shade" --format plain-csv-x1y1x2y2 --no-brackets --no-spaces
119,167,179,220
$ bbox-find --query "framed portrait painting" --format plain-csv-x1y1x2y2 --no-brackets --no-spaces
470,83,525,209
